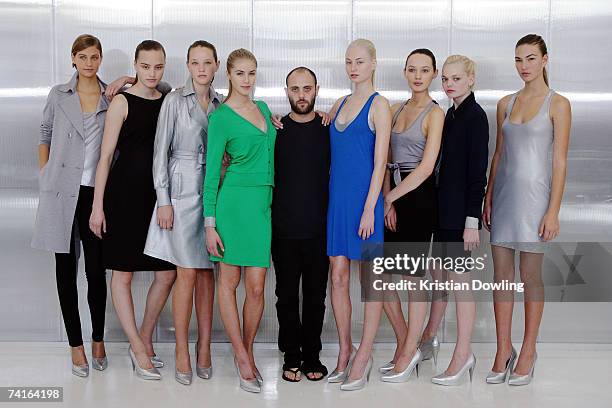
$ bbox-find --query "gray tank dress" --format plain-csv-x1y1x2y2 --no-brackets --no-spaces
144,78,223,268
490,90,555,253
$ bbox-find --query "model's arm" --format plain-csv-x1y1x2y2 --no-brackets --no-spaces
38,90,55,169
359,95,391,239
203,114,228,257
152,95,178,230
105,76,172,99
89,95,128,238
539,94,571,241
483,95,511,231
385,106,444,203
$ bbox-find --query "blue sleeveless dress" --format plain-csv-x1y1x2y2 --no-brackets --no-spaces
327,92,384,260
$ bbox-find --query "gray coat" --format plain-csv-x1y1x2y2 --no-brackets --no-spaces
31,73,108,254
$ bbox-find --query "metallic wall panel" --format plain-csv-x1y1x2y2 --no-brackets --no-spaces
353,0,451,104
1,0,611,344
252,0,352,114
0,0,53,189
54,0,153,83
153,0,252,92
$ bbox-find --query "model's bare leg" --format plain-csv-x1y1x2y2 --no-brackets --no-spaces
330,255,353,372
491,245,516,372
195,268,214,368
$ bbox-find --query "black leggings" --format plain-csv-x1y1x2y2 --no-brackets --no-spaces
54,186,107,347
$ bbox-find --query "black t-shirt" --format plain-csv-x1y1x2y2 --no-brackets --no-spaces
272,114,330,239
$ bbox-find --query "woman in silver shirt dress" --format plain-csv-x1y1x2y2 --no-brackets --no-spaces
144,41,222,385
483,34,571,385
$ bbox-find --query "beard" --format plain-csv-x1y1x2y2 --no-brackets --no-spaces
288,95,315,114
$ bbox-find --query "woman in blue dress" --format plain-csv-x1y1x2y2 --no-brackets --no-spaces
326,38,392,391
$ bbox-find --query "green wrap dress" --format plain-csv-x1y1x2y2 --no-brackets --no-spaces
203,101,276,267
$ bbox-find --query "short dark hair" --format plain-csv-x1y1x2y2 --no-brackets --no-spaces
285,66,317,87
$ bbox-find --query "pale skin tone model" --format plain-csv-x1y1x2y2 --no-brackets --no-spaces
483,43,571,376
326,43,392,381
38,45,107,368
419,61,479,376
205,57,267,383
156,45,218,375
89,48,177,372
380,52,445,374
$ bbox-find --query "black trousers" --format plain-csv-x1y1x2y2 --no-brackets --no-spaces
54,186,107,347
271,237,329,364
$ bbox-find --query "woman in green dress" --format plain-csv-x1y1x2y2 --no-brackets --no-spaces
203,48,276,393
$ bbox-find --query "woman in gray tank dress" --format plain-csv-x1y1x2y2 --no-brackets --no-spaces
483,34,571,386
143,41,222,385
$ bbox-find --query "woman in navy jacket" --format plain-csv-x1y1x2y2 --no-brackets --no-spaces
421,55,489,386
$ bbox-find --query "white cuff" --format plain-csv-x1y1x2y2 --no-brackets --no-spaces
204,217,216,228
465,216,479,229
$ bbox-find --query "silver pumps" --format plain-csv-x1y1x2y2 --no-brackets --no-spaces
381,348,422,383
508,352,537,386
150,354,164,369
420,336,440,365
91,356,108,371
486,347,517,384
327,345,357,383
340,355,373,391
195,343,213,380
431,353,476,386
234,356,261,393
72,362,89,378
175,368,193,385
128,346,161,380
378,360,395,374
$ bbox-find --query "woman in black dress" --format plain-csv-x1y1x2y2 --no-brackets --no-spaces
90,40,176,380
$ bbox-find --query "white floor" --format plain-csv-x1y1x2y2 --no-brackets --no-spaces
0,342,610,408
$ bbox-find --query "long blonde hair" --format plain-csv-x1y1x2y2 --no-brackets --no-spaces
225,48,257,102
348,38,377,85
443,54,476,90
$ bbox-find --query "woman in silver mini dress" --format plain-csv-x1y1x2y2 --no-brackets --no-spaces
144,41,223,385
484,34,571,386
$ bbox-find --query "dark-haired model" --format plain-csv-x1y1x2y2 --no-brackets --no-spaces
484,34,571,386
89,40,176,381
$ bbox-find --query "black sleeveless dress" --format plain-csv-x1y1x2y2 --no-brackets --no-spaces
103,91,175,271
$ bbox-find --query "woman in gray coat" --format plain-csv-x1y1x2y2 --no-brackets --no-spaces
31,34,109,378
143,40,222,385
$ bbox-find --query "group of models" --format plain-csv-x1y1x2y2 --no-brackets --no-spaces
32,32,571,393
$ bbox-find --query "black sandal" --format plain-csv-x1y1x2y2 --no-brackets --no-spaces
281,362,302,382
301,359,328,381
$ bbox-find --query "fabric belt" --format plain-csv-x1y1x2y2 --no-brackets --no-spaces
387,162,415,185
170,145,206,165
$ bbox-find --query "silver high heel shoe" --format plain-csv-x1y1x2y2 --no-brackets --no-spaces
508,352,537,386
72,363,89,378
327,345,357,383
175,368,193,385
420,336,440,365
195,343,213,380
378,360,395,374
486,347,517,384
254,369,263,385
381,348,422,383
91,357,108,371
431,353,476,386
150,354,164,368
340,355,373,391
128,346,161,380
234,356,261,393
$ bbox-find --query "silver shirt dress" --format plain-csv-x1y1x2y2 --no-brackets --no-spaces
144,78,223,268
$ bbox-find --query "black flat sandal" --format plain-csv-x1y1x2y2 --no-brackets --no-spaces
301,359,328,381
281,362,302,382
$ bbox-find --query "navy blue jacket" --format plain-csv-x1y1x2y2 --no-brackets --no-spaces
437,92,489,230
